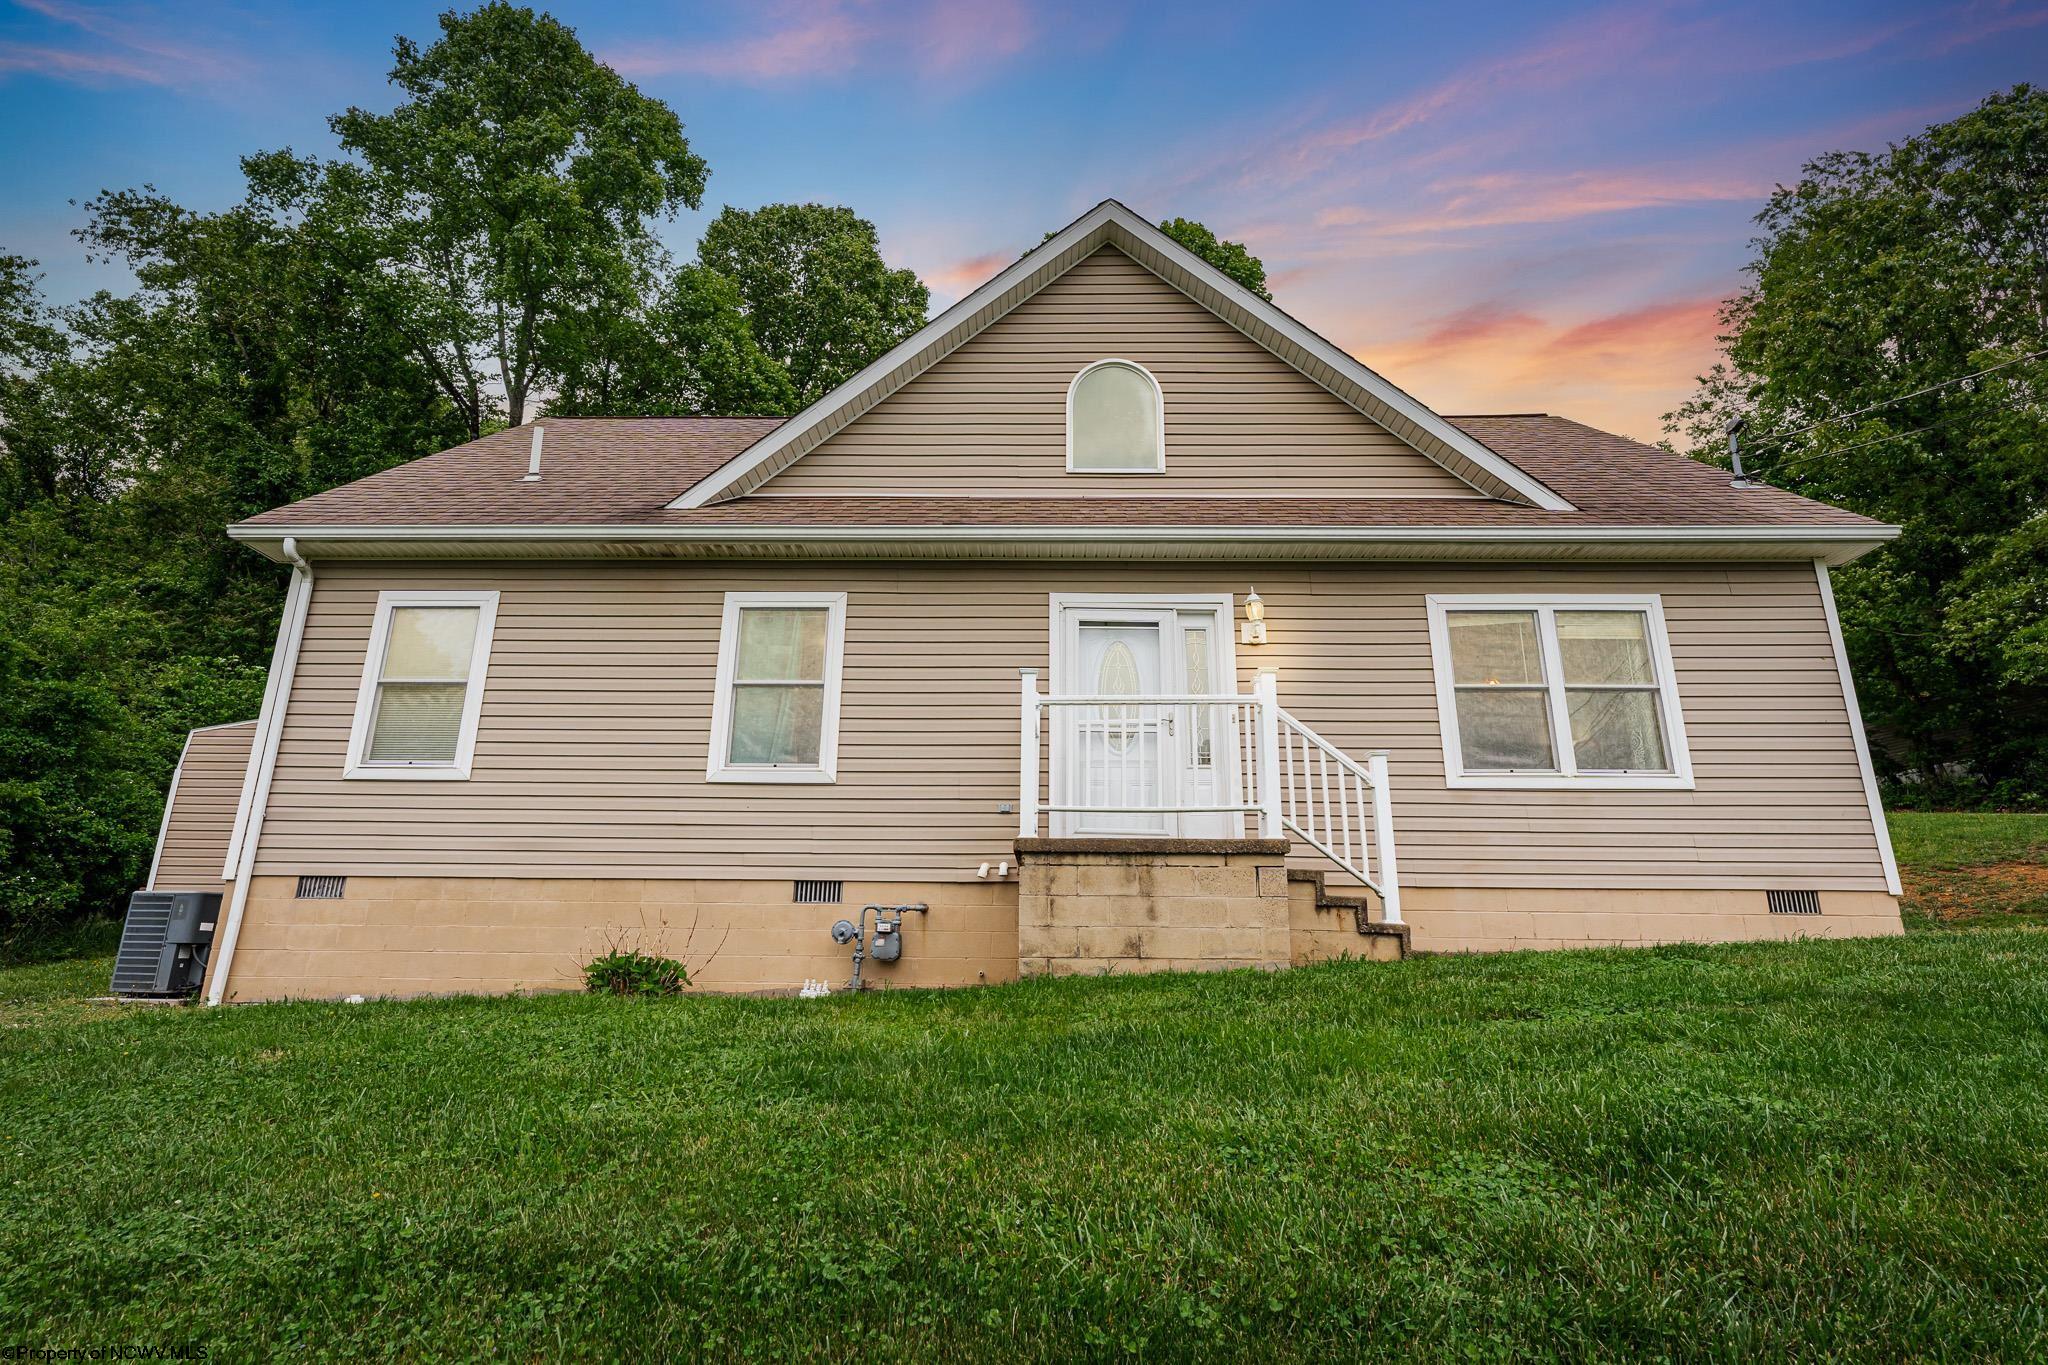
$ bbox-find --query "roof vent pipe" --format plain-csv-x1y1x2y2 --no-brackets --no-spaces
522,423,544,482
1724,416,1753,489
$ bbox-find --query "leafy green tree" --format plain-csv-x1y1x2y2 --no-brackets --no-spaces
545,262,795,417
0,161,467,948
697,203,929,406
1669,85,2048,804
69,179,469,656
300,3,709,435
1159,217,1271,300
0,504,267,954
1037,216,1272,301
0,6,902,943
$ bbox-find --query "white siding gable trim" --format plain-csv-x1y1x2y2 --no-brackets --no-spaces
1814,560,1903,896
145,731,195,891
668,200,1574,512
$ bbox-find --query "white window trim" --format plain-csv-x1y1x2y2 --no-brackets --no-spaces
1425,593,1695,791
707,590,848,784
1065,357,1166,474
343,589,500,781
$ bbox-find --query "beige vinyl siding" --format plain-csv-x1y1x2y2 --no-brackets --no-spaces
150,720,256,894
251,561,1889,893
759,246,1484,499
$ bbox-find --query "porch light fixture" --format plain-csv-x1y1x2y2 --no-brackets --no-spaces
1241,587,1267,645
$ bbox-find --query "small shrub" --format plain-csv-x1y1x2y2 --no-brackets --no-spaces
582,949,688,997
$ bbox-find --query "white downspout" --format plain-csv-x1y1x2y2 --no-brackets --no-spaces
206,537,315,1005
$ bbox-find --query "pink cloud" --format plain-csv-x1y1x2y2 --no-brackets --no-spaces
608,2,862,82
1175,2,1678,201
914,0,1034,77
1545,296,1724,369
5,0,252,88
923,249,1013,297
1925,0,2048,55
0,38,162,84
610,0,1037,87
1314,167,1767,238
1361,294,1726,440
1374,302,1549,365
1148,0,2010,215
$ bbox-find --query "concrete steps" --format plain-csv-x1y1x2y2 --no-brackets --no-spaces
1287,868,1409,962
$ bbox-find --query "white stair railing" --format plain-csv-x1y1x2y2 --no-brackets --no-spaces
1270,708,1402,924
1018,670,1265,831
1018,668,1401,925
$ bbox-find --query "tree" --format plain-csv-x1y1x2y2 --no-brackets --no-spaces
0,257,69,510
1668,85,2048,804
1036,216,1273,301
696,203,928,407
302,3,710,435
0,6,943,946
545,262,795,417
1159,218,1271,300
69,178,470,656
0,168,469,953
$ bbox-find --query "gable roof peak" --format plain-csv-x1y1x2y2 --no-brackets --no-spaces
667,199,1574,512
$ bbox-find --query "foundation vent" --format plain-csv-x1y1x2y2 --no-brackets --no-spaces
296,875,347,901
793,879,843,904
1766,889,1822,916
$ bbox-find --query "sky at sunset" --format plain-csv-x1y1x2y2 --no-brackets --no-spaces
3,0,2045,440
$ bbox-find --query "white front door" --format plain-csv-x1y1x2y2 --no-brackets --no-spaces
1055,601,1238,837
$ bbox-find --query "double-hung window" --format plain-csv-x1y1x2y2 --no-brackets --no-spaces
1426,594,1692,789
707,591,847,783
344,590,500,780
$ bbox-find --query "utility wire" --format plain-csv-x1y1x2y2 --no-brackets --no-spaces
1742,346,2048,457
1767,408,1992,474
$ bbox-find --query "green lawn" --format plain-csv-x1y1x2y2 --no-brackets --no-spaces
1891,810,2048,929
5,926,2047,1359
4,812,2043,1359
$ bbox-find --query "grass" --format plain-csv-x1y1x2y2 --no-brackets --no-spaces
1,812,2042,1360
1892,810,2048,929
0,913,122,969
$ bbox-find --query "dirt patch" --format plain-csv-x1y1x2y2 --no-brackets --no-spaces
1904,861,2048,928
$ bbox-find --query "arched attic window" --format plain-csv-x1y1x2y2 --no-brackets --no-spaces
1067,359,1164,472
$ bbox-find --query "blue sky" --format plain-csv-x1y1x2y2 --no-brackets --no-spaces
3,0,2044,438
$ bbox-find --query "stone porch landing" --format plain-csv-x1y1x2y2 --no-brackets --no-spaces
1013,837,1406,977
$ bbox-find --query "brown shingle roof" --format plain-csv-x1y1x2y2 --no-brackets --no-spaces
234,413,1883,533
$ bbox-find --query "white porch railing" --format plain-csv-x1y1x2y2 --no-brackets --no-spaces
1018,669,1401,924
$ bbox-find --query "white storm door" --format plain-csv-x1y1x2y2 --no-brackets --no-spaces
1068,612,1175,835
1054,604,1237,838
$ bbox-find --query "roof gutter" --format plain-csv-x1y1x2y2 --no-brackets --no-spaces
227,520,1898,559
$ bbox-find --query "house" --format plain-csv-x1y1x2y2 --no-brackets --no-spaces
152,201,1904,1004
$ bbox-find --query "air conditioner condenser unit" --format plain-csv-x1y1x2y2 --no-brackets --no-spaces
111,890,221,998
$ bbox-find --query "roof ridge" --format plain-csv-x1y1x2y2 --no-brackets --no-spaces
663,201,1575,512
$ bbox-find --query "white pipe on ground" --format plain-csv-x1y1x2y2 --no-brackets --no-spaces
205,537,315,1006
